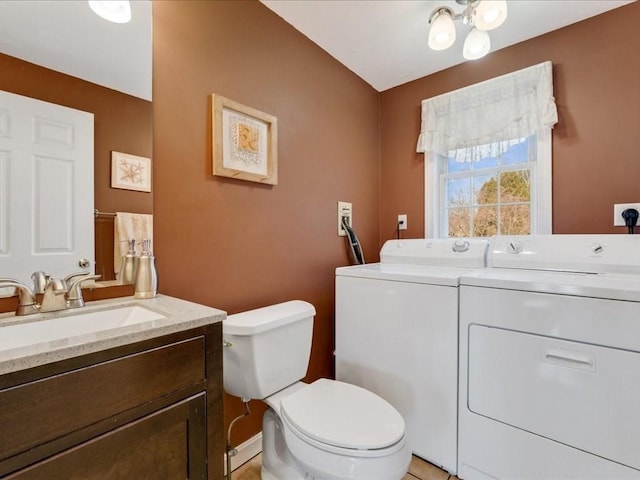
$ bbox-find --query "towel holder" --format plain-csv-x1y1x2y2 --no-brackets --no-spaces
94,209,116,218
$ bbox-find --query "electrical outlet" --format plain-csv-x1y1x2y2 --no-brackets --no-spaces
613,203,640,226
338,201,352,236
398,214,407,230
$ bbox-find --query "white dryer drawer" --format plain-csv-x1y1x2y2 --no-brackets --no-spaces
467,324,640,471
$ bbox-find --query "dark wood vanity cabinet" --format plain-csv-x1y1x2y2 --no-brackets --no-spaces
0,323,223,479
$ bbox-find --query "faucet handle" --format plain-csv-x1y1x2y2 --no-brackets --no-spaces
67,274,101,309
0,278,39,316
63,271,91,289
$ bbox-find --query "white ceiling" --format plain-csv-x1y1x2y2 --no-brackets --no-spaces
0,0,152,101
261,0,633,92
0,1,632,99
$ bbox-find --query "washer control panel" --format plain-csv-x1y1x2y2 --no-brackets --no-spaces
490,235,640,274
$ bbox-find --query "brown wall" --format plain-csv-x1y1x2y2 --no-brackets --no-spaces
152,1,380,445
0,53,152,306
380,2,640,242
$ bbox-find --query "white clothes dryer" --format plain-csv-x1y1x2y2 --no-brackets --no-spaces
458,234,640,479
335,238,489,475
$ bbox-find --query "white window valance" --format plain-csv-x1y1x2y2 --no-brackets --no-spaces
416,61,558,155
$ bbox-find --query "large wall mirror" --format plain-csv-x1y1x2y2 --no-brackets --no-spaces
0,0,152,295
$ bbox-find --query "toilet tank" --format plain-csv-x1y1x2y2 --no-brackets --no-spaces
223,300,315,401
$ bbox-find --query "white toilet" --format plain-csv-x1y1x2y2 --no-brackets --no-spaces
223,300,411,480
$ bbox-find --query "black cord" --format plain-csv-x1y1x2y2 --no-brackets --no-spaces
623,208,639,234
397,219,404,239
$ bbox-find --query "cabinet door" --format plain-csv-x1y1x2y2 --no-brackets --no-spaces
7,394,207,480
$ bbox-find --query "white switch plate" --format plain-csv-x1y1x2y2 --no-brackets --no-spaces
613,203,640,226
398,214,407,230
338,201,352,236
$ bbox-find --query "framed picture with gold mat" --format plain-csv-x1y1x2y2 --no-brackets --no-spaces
211,94,278,185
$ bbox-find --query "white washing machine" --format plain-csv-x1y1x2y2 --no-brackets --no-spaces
458,234,640,479
335,238,489,475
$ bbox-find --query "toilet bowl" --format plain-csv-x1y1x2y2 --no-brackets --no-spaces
223,300,411,480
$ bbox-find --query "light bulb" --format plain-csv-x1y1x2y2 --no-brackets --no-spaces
428,9,456,51
463,28,491,60
88,1,132,24
474,0,507,31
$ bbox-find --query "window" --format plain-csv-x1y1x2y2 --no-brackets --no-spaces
417,62,557,238
441,136,538,237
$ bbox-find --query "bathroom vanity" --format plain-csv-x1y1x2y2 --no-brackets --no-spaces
0,295,225,479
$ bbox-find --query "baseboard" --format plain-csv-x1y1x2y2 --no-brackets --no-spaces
224,432,263,474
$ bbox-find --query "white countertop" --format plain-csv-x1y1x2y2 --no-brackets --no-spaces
0,294,226,375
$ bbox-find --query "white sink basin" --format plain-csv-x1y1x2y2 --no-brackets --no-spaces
0,305,166,353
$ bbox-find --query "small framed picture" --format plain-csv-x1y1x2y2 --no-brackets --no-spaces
111,151,151,192
211,94,278,185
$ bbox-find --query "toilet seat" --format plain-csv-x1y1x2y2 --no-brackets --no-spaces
280,378,405,452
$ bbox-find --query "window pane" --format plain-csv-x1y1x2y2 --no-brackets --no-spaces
447,156,471,173
499,170,530,203
448,207,470,237
472,206,497,237
500,204,531,235
447,177,471,206
501,138,529,166
472,175,497,205
474,153,499,170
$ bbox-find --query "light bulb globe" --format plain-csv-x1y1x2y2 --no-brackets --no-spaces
474,0,507,31
428,9,456,51
463,28,491,60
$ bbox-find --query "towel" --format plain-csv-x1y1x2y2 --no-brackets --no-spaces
114,212,153,279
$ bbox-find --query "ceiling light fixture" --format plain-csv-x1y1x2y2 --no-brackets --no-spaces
428,7,456,51
428,0,507,60
88,0,132,24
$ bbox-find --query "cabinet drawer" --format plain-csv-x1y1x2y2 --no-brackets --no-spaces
0,336,205,460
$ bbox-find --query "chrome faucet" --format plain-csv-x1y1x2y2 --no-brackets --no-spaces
39,272,101,312
0,278,39,316
0,271,101,316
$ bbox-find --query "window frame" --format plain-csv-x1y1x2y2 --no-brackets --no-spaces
425,129,552,238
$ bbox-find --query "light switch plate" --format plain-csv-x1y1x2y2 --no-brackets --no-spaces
398,214,407,230
338,201,352,236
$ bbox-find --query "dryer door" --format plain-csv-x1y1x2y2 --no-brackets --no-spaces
467,324,640,470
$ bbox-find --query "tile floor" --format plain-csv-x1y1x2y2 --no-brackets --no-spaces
232,453,459,480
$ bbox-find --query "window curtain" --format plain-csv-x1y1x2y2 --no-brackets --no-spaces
416,61,558,156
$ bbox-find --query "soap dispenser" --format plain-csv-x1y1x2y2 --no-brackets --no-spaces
119,239,139,285
134,239,157,299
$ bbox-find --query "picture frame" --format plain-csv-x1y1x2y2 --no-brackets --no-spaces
110,151,151,192
211,94,278,185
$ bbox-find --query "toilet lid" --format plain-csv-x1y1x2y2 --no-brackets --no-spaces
280,378,405,450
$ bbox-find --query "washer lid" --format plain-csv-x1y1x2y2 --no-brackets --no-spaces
280,379,405,450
